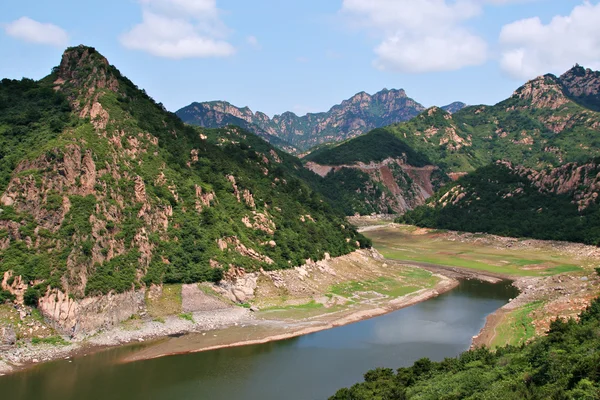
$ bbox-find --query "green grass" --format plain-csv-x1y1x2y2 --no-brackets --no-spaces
31,335,69,346
146,284,182,318
329,270,437,299
365,226,582,277
491,301,544,348
262,300,325,312
179,312,194,322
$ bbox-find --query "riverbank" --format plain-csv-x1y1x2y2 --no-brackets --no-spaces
0,248,455,375
360,223,600,349
120,274,457,363
3,223,598,375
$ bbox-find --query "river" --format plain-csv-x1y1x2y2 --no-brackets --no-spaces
0,279,517,400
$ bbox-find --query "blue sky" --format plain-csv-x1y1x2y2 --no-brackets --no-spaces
1,1,598,117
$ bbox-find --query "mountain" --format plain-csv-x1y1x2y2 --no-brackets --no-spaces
400,159,600,245
305,66,600,215
305,130,450,215
309,66,600,172
172,101,298,153
176,89,426,152
441,101,467,114
0,45,368,333
560,64,600,112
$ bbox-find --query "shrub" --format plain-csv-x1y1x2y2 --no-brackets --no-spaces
24,287,41,306
0,289,15,304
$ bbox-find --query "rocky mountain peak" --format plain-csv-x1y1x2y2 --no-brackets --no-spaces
347,91,372,104
559,64,600,111
53,45,119,110
512,74,569,110
441,102,467,114
178,87,426,151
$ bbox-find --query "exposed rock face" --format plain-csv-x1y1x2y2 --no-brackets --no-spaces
214,267,259,303
307,158,448,214
560,64,600,111
434,160,600,213
0,326,16,345
512,75,570,111
502,160,600,211
177,89,427,152
38,288,145,335
441,102,467,114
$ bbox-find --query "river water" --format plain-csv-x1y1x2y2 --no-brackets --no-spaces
0,279,517,400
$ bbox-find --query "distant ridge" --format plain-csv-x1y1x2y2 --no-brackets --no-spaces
177,88,431,152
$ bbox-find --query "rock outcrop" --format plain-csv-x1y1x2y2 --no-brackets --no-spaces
307,158,448,214
38,289,145,335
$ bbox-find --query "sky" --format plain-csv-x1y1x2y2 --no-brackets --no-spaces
1,0,599,117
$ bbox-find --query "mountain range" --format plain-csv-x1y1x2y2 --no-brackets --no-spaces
176,90,466,153
305,65,600,215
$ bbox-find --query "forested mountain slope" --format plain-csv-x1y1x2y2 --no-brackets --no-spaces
309,65,600,173
400,160,600,245
304,66,600,216
0,46,367,314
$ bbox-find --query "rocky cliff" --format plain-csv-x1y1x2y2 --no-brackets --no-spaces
0,45,367,334
177,90,460,152
560,64,600,111
306,158,448,214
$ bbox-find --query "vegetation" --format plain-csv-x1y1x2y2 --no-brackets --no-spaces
0,46,369,300
179,312,194,322
490,301,544,348
365,226,580,277
307,71,600,175
305,129,432,167
0,290,15,304
177,89,425,152
399,162,600,246
0,77,72,193
330,297,600,399
31,335,69,346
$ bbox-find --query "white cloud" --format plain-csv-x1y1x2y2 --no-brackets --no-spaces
499,2,600,79
340,0,542,73
246,35,260,48
340,0,487,73
374,30,487,73
121,0,235,59
4,17,68,47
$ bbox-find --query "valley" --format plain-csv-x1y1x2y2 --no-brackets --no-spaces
0,39,599,399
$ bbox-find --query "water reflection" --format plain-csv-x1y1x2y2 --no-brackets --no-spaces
1,279,516,400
